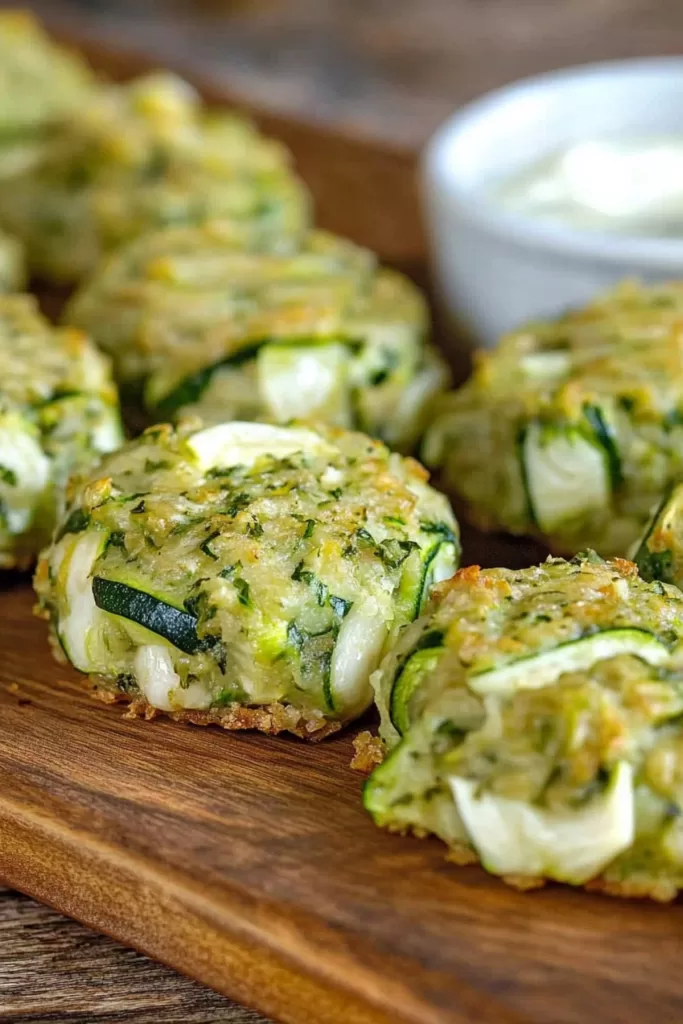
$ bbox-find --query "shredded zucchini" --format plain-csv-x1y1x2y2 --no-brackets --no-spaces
36,419,458,734
425,279,683,554
366,553,683,897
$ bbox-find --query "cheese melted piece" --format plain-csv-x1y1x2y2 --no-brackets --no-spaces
450,763,634,885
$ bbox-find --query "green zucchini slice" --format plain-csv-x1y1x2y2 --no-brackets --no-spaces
381,355,449,449
92,577,206,655
633,485,678,585
521,419,611,534
583,404,622,488
422,539,458,603
469,627,670,697
362,737,469,847
362,742,403,820
389,644,446,736
149,342,262,417
55,530,110,671
395,537,458,624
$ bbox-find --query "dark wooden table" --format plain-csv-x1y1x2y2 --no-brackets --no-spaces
0,887,265,1021
5,2,683,1022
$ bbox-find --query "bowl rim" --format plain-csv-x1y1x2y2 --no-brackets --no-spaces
422,56,683,269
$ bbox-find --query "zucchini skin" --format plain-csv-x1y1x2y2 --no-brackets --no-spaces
34,419,459,736
66,226,449,452
92,577,209,655
153,342,264,419
634,483,683,588
389,630,446,736
367,553,683,899
424,279,683,555
583,404,622,488
0,73,310,284
0,293,122,569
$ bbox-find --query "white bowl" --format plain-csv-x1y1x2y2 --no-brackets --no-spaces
422,58,683,349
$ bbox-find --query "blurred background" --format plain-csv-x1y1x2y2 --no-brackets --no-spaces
12,0,683,149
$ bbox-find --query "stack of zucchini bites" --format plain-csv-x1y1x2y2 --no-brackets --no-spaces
8,13,683,902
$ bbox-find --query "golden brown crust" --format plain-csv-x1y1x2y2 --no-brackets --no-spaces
611,557,639,578
381,815,680,899
444,844,480,868
454,856,681,900
90,681,341,741
350,730,385,773
502,874,547,892
585,876,678,903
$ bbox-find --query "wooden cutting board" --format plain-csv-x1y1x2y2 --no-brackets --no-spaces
3,33,683,1024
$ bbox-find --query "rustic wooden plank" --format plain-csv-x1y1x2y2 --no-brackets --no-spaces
0,888,269,1022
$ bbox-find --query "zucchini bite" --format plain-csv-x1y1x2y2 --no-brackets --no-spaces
366,553,683,900
0,293,123,569
0,72,309,283
66,225,449,451
423,280,683,555
34,420,459,739
0,11,96,179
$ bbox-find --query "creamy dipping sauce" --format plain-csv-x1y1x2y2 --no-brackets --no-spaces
494,137,683,236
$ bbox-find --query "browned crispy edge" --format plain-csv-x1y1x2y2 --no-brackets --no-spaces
91,680,342,741
394,825,679,902
585,876,679,903
350,730,385,773
32,604,343,741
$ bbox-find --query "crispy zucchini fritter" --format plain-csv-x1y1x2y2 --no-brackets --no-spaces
0,294,122,568
35,420,459,737
424,281,683,555
366,553,683,900
66,226,449,451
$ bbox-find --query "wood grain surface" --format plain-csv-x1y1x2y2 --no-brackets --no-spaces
0,887,266,1022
